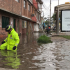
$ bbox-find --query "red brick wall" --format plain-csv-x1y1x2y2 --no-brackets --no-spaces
23,9,28,16
0,0,38,36
0,0,39,20
33,0,38,9
28,11,31,18
0,0,21,15
0,0,12,12
0,28,7,38
13,0,21,15
0,0,37,20
22,0,33,19
22,0,28,16
22,28,27,34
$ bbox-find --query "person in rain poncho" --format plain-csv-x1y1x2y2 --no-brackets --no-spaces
0,25,20,50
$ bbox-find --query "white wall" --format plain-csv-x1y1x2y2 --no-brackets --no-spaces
34,24,39,31
62,10,70,31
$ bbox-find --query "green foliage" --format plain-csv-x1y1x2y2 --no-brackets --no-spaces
52,13,61,21
45,20,49,25
59,35,70,39
37,35,52,44
26,32,28,35
52,13,56,21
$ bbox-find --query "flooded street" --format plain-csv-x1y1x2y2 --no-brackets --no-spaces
0,33,70,70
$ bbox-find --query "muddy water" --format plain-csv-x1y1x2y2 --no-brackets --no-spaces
0,33,70,70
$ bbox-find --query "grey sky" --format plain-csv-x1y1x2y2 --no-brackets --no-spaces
42,0,70,18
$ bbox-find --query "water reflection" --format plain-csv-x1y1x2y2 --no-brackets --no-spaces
0,50,21,69
33,33,43,39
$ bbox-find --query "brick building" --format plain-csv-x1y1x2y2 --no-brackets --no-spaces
0,0,43,37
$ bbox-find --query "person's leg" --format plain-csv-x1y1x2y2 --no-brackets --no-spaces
0,43,7,50
7,45,13,50
7,45,17,51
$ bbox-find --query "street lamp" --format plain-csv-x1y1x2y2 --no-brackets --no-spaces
50,0,51,26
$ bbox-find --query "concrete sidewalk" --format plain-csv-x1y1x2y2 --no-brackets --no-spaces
51,32,70,36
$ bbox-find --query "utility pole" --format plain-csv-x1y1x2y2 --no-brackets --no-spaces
58,0,59,5
50,0,51,26
56,0,59,34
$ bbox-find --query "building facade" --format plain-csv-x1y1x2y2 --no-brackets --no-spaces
0,0,43,37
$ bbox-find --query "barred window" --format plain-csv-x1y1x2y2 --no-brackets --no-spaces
28,4,31,11
2,16,10,28
22,21,27,28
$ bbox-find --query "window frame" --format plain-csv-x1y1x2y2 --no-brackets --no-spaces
22,20,27,28
24,0,27,9
2,16,10,28
28,4,31,11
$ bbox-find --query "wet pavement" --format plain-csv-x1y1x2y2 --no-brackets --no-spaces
0,33,70,70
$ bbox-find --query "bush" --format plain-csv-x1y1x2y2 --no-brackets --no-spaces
59,35,70,39
37,35,52,44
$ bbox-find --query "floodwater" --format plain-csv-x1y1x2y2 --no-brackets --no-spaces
0,33,70,70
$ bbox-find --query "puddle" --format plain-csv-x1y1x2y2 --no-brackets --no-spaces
0,33,70,70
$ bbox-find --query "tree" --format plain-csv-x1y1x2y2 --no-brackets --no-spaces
45,19,49,25
52,13,61,21
52,13,56,21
